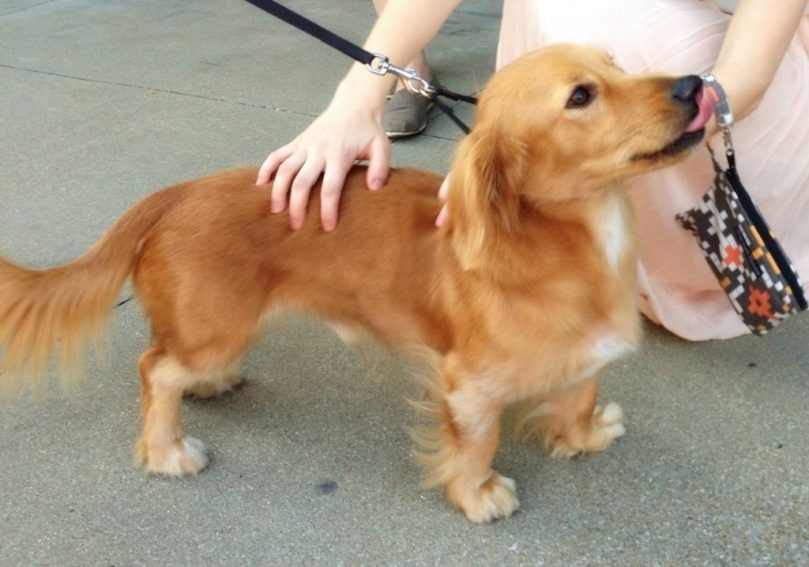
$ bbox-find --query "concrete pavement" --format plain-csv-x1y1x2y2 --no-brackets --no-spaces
1,1,807,565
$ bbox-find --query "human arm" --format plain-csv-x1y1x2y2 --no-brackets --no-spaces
710,0,808,128
257,0,464,231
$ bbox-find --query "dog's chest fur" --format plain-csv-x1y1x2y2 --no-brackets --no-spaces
583,190,639,378
596,189,631,275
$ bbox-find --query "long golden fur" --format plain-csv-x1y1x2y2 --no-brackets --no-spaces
0,45,706,523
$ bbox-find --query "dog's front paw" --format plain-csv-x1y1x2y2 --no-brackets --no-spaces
447,472,520,523
549,402,625,459
136,436,209,477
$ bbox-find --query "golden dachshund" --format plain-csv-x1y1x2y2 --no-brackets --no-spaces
0,45,712,523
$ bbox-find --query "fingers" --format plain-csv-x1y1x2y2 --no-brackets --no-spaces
270,152,306,214
287,155,327,230
365,135,391,191
320,157,352,232
435,174,451,226
438,173,451,202
436,203,449,227
257,145,294,186
264,147,351,231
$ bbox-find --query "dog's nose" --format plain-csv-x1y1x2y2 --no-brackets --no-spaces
672,75,703,103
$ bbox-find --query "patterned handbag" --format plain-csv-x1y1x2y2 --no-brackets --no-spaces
676,75,807,335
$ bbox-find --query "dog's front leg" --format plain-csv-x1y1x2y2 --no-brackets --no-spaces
420,360,520,523
535,377,626,459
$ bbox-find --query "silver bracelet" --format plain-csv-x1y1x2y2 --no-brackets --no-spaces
700,72,734,151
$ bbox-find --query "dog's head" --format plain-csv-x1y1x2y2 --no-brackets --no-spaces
449,44,713,269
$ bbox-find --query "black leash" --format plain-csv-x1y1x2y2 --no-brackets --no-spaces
432,97,475,135
244,0,477,134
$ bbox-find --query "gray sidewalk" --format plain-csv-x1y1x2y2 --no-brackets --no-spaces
1,1,807,565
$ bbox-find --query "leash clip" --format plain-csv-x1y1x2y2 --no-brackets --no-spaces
366,52,437,98
365,53,391,76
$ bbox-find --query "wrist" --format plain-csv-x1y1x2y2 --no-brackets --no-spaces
709,66,766,123
333,63,396,115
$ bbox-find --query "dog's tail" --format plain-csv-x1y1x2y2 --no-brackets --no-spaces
0,188,181,394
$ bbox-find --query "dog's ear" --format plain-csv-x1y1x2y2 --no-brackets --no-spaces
448,129,527,270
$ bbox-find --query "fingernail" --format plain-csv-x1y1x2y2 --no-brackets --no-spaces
370,178,384,190
271,203,282,213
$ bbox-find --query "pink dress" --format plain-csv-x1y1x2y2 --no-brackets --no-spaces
497,0,809,340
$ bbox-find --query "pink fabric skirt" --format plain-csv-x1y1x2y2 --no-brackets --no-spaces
497,0,809,340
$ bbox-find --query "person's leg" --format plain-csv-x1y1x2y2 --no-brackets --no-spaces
373,0,434,137
372,0,431,90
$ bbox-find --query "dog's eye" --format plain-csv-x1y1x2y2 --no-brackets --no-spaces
566,85,595,109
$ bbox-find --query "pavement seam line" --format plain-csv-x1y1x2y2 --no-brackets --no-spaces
0,62,316,117
0,63,462,141
0,0,60,17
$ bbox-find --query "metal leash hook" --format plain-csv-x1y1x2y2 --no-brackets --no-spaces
365,51,474,133
365,52,437,99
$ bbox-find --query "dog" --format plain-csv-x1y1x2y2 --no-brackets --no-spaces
0,45,712,523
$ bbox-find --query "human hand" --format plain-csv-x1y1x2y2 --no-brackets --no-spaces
435,173,451,227
257,81,391,232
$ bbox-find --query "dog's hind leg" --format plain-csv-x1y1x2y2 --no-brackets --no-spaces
417,359,520,523
135,346,205,476
134,345,244,476
532,378,625,459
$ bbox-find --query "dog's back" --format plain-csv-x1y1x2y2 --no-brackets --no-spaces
134,166,454,357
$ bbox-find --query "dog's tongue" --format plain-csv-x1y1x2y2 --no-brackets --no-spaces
684,87,717,133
